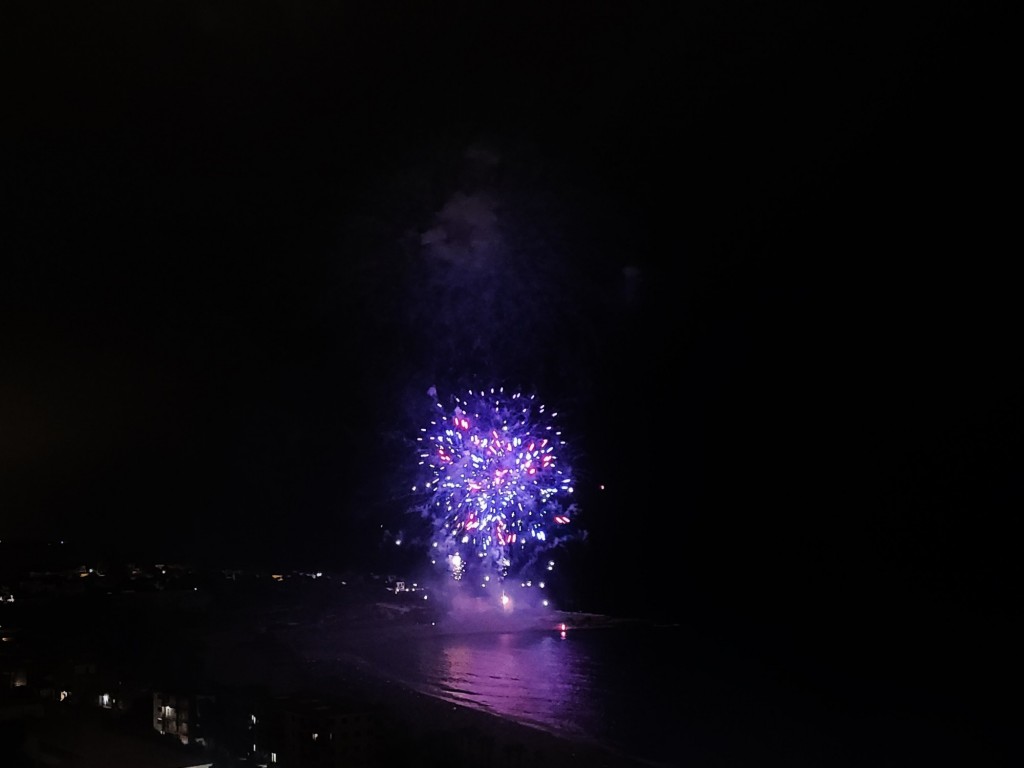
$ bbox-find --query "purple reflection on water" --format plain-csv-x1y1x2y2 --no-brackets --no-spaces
426,631,597,738
313,619,694,766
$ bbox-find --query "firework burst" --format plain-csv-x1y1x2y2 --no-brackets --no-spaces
411,386,579,585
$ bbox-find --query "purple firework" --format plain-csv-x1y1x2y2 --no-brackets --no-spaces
413,386,578,582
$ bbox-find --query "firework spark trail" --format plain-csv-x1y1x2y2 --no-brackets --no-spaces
411,386,579,586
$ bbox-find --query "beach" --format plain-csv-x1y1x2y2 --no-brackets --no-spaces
346,662,658,768
275,610,660,767
199,586,661,767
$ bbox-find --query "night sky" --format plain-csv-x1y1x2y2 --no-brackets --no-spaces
4,3,1017,620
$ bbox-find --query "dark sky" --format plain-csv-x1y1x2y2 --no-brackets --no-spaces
4,3,1017,619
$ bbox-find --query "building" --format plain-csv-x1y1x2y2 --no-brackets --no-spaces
258,693,376,768
153,691,213,746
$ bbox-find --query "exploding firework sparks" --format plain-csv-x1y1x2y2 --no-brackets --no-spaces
411,386,579,584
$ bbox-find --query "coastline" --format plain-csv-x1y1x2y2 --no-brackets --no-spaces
199,579,671,766
315,634,662,768
271,604,661,768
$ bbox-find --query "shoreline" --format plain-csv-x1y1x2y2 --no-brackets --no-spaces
275,609,664,768
320,646,664,768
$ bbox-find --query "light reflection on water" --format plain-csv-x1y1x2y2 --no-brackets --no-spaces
428,631,596,737
315,615,987,768
346,623,689,766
